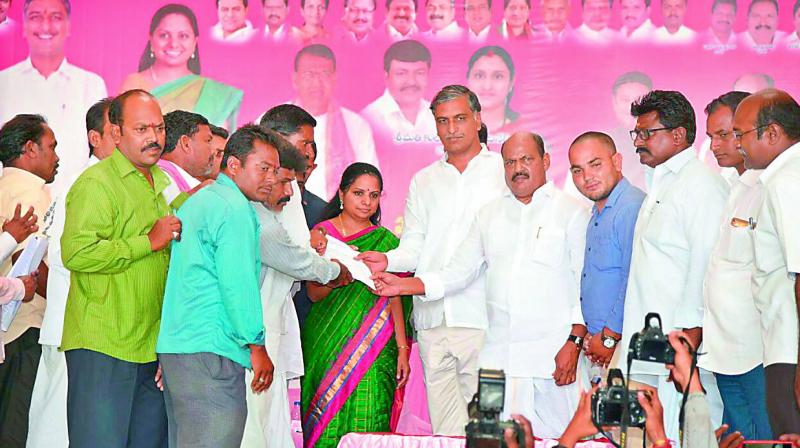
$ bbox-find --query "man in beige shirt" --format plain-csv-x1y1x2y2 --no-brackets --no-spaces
0,113,59,446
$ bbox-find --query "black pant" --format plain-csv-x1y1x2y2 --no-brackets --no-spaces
0,328,42,448
65,349,168,448
765,363,800,436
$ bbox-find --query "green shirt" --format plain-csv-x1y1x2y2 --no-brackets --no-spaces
156,173,265,368
60,149,172,363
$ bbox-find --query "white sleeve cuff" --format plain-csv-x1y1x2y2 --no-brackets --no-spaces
0,232,18,265
416,272,445,302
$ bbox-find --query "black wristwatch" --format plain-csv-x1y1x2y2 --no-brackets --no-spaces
567,334,583,348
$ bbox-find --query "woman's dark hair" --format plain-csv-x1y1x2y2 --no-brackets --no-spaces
138,4,201,75
466,46,519,123
321,163,383,225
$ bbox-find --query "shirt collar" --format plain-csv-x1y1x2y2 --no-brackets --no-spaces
738,169,762,187
658,147,695,174
593,177,630,214
439,143,492,166
504,180,555,205
759,141,800,184
468,24,490,38
215,172,246,199
109,148,170,192
377,89,427,123
430,20,459,35
0,166,47,186
20,56,72,80
386,22,417,38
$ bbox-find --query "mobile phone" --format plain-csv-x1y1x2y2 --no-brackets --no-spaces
742,441,794,448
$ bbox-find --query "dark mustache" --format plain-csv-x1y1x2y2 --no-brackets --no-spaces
393,15,411,20
512,172,529,181
142,142,163,152
400,85,421,91
755,24,773,30
429,14,444,19
635,147,649,154
278,196,291,205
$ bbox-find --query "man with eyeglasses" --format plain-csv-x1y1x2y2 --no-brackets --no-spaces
618,90,728,442
340,0,375,42
373,131,590,438
700,91,773,440
734,89,800,435
384,0,418,40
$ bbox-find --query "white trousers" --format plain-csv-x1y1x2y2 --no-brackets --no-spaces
417,325,485,436
27,345,68,448
502,376,581,439
241,370,295,448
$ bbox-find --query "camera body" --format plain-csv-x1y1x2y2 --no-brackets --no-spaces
465,369,525,448
628,313,675,364
591,369,646,428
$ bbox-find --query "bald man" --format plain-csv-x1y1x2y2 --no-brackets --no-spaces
373,132,590,438
568,132,645,372
734,89,800,435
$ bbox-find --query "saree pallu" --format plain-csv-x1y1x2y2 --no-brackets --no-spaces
301,224,411,448
151,74,243,130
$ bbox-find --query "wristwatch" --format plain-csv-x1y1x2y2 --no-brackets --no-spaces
567,334,583,348
601,333,619,349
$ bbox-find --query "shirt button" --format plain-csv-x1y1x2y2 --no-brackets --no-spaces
582,274,586,278
588,247,592,251
594,222,598,226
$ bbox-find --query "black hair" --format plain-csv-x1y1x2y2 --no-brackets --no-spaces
748,0,778,16
755,94,800,140
466,46,518,123
277,144,308,172
581,0,612,6
386,0,417,10
86,97,113,155
479,123,488,144
300,0,330,10
320,162,383,225
704,91,750,116
503,0,529,8
108,89,158,129
260,104,317,136
263,0,289,6
794,0,800,16
138,4,201,75
210,124,229,139
711,0,737,13
383,40,432,72
222,124,293,169
630,90,697,145
501,131,546,156
24,0,71,16
217,0,248,6
294,44,336,71
163,110,210,154
570,131,617,154
0,114,48,165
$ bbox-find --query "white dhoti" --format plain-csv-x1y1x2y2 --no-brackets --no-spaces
27,345,69,448
502,376,581,439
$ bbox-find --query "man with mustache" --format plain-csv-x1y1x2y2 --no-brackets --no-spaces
357,85,508,436
0,0,14,34
703,0,738,54
739,0,785,55
373,131,591,438
0,0,107,195
620,90,728,442
340,0,376,42
242,135,352,448
787,1,800,50
733,89,800,435
423,0,463,40
619,0,655,42
27,98,117,448
211,0,257,43
363,40,436,142
60,89,179,447
0,114,58,446
699,91,773,440
652,0,697,44
263,0,289,41
201,124,229,181
575,0,621,45
464,0,493,42
384,0,418,40
568,132,645,377
533,0,573,43
159,110,216,209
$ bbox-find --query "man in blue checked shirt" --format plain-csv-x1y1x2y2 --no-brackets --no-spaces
568,131,645,367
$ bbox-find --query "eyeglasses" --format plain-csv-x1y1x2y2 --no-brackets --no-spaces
708,131,734,142
629,127,674,141
733,124,770,140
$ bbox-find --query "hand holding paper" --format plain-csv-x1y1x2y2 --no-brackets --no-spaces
323,237,376,290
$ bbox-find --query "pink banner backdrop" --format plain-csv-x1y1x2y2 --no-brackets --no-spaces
1,0,797,226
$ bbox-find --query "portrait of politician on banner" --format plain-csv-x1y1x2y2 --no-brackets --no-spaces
120,3,244,130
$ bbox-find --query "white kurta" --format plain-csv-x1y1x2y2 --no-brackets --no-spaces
210,20,257,43
700,169,765,375
574,23,620,44
652,25,697,44
753,142,800,368
362,90,436,143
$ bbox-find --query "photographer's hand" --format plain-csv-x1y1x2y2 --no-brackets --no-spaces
558,386,600,448
636,385,668,445
666,331,702,394
503,414,535,448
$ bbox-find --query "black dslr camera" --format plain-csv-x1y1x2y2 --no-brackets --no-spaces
465,369,525,448
628,313,675,364
591,369,646,428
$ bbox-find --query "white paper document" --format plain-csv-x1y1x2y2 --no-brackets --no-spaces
1,236,48,331
323,237,376,290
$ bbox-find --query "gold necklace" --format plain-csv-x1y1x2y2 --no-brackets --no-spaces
337,214,348,237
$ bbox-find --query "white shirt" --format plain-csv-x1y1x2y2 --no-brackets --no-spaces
419,183,589,377
386,147,508,330
574,23,620,45
739,30,786,55
700,169,765,375
264,24,287,40
621,19,655,42
467,25,491,43
787,31,800,50
159,159,201,205
702,28,737,54
0,58,107,196
385,22,419,41
652,25,697,44
422,20,463,41
303,107,378,200
39,156,101,347
210,20,257,42
753,142,800,367
362,90,437,143
619,149,729,376
533,24,572,43
0,232,16,265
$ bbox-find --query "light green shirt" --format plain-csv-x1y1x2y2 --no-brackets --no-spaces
60,149,171,363
156,174,265,368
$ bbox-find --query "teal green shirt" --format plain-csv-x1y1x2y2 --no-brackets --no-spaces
61,149,172,363
156,173,265,368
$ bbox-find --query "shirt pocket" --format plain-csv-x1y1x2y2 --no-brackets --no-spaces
724,225,754,265
529,227,566,267
588,237,621,272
